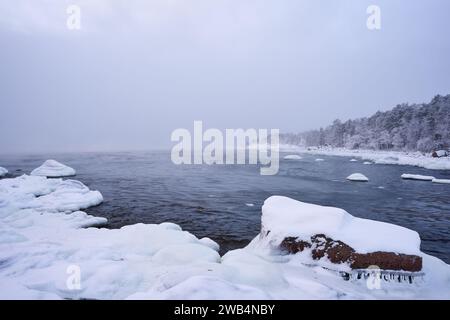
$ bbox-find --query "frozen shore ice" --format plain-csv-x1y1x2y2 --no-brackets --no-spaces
0,175,449,299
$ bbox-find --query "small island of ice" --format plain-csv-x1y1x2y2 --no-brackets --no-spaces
284,155,302,160
31,160,76,178
350,159,358,162
346,173,369,182
0,167,8,177
432,178,450,184
401,174,435,181
315,158,324,162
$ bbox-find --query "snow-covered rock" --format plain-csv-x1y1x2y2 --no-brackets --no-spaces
350,159,358,162
432,150,448,158
363,161,372,165
31,160,76,178
401,174,435,181
432,179,450,184
284,155,302,160
260,196,420,255
346,173,369,182
0,167,8,177
315,158,324,162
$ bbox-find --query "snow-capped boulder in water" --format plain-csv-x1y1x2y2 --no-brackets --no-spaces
363,161,372,165
432,150,448,158
0,167,8,177
401,174,435,181
432,178,450,184
284,155,302,160
31,160,76,178
346,173,369,182
349,159,358,162
260,196,422,272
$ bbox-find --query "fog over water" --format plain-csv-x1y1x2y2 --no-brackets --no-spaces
1,0,450,153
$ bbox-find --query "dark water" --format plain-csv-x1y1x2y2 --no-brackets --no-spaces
1,151,449,263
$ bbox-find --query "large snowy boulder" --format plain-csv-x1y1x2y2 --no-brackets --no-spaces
346,173,369,182
260,196,422,272
31,160,76,178
0,167,8,177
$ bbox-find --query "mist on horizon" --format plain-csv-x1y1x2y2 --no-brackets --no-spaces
1,0,450,153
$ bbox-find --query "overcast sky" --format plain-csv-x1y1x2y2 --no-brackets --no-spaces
1,0,449,153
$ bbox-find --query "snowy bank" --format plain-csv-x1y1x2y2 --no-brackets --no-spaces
0,176,449,299
0,167,7,177
31,160,76,178
281,146,450,171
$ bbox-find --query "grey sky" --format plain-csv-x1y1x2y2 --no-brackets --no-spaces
1,0,449,153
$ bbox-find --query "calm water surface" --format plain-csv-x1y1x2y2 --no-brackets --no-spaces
1,151,449,263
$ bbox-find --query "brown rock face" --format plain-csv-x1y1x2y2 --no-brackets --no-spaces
280,234,422,272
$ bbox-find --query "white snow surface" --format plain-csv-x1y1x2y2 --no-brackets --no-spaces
1,176,449,299
31,160,76,177
401,174,435,181
0,167,7,177
284,155,303,160
280,146,450,170
346,173,369,182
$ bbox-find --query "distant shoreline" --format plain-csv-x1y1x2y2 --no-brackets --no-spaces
280,145,450,170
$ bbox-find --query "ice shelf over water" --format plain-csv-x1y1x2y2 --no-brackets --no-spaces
0,175,449,299
31,160,76,178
